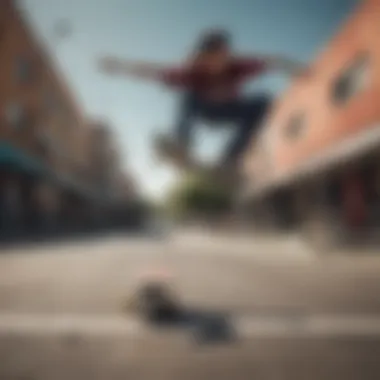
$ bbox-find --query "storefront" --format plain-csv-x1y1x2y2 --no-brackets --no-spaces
0,142,49,237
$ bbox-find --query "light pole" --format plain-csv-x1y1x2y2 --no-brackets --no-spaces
49,19,76,172
48,19,74,230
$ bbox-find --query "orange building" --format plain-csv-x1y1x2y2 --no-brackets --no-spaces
244,0,380,196
242,0,380,246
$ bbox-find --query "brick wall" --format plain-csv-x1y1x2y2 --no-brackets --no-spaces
0,0,89,182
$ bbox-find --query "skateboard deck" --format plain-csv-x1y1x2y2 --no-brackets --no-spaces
154,134,205,173
153,134,240,188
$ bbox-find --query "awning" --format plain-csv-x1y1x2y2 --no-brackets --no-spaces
0,142,105,202
0,142,47,177
240,122,380,201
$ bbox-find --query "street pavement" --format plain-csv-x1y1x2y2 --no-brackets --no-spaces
1,230,380,379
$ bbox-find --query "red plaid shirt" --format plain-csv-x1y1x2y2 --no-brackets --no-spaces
160,57,267,98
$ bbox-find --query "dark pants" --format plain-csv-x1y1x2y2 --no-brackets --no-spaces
175,92,271,164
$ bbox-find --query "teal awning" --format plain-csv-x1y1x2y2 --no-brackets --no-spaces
0,142,101,201
0,142,47,177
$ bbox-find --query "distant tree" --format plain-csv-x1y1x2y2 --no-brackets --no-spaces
166,174,233,220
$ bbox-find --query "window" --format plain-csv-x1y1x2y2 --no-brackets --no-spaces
43,89,59,113
255,126,274,172
284,112,306,141
36,130,51,146
0,22,5,42
38,130,61,155
331,54,370,106
5,102,25,130
66,115,77,130
14,56,33,83
36,132,50,157
44,92,54,111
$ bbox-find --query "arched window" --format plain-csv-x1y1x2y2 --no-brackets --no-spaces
14,56,33,83
331,53,370,106
284,112,306,141
44,90,57,112
5,102,26,129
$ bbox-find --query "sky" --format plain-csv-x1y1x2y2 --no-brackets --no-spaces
20,0,358,200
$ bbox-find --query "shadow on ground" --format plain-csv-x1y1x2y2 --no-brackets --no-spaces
145,306,238,345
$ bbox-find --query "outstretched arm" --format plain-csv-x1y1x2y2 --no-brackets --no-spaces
97,56,192,88
98,56,167,81
258,55,310,77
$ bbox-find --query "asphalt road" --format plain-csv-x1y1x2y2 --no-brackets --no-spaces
1,231,380,379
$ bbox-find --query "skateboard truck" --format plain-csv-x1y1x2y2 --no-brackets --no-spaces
153,133,241,188
154,133,194,170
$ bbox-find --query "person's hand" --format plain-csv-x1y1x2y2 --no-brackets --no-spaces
97,56,124,75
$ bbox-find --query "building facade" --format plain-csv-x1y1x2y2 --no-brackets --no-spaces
0,0,93,236
240,0,380,243
87,120,122,199
243,0,380,196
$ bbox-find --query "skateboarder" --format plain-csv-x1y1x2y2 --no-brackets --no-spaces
98,29,310,171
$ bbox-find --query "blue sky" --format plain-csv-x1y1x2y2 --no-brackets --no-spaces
21,0,358,200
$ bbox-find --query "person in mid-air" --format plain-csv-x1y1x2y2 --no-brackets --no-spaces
98,29,310,171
